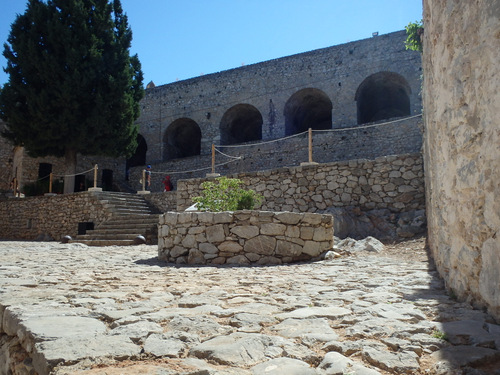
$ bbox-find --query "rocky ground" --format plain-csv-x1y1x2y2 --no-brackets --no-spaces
1,237,500,375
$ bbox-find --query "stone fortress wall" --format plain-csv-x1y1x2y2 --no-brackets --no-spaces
423,0,500,320
127,30,423,191
0,30,422,196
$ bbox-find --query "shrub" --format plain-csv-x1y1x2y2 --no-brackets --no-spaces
405,20,423,52
192,176,262,212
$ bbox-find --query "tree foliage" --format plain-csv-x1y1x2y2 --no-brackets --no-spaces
405,20,423,53
192,177,262,212
0,0,144,160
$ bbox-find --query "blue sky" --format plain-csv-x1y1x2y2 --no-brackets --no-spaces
0,1,422,87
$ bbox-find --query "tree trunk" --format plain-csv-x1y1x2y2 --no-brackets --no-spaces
63,148,77,194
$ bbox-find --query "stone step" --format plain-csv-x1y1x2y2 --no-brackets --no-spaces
76,233,144,241
71,192,160,246
87,228,156,235
69,239,138,246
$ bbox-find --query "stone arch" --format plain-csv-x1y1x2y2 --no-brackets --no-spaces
284,88,333,136
355,72,411,124
164,118,201,160
126,134,147,171
219,104,263,145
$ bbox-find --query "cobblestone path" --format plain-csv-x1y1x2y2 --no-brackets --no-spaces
1,239,499,375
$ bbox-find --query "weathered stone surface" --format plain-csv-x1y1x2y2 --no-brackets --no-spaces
302,241,321,256
244,235,276,255
188,249,205,264
260,223,286,236
2,239,499,375
199,242,219,254
275,212,302,225
230,225,259,239
189,333,282,366
363,347,419,373
251,357,317,375
204,224,224,243
423,0,500,321
218,241,243,253
143,334,186,357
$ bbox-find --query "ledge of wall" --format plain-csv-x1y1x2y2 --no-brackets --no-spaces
158,211,333,265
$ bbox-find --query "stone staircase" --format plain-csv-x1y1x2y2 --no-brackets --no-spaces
71,192,161,246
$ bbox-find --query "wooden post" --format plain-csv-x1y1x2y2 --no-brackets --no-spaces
49,173,53,193
93,164,98,188
308,128,313,163
211,144,215,174
142,169,146,191
13,177,18,197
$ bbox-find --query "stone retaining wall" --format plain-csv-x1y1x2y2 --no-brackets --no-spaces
143,191,177,213
129,116,422,193
176,153,424,214
158,211,333,265
0,192,111,240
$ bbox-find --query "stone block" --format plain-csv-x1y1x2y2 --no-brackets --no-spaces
181,235,197,248
230,225,259,239
218,241,243,253
302,241,321,257
275,212,302,225
260,223,286,236
171,246,188,258
214,212,234,224
244,235,276,255
276,240,302,257
300,227,314,240
226,255,250,265
188,249,206,264
206,225,225,243
199,242,218,254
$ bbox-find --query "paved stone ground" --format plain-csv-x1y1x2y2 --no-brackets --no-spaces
1,238,500,375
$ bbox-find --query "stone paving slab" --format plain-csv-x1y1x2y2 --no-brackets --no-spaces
0,240,500,375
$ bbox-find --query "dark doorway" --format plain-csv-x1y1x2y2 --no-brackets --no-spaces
284,88,332,136
102,169,113,191
355,72,411,124
75,174,86,192
220,104,263,145
164,118,201,160
38,163,52,179
126,134,147,180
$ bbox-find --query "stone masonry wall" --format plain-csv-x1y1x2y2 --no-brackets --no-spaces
143,191,177,213
176,153,424,214
158,211,333,265
0,192,112,240
129,116,422,193
423,0,500,319
138,30,422,162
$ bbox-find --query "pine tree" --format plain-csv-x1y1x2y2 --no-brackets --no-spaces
0,0,144,193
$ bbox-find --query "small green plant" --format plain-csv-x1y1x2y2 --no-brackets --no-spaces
192,176,262,212
405,20,423,52
431,329,448,341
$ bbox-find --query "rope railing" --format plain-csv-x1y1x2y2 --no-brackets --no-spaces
144,113,422,181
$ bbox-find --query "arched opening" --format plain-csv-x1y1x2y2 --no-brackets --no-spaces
164,118,201,160
220,104,263,145
355,72,411,124
284,88,333,136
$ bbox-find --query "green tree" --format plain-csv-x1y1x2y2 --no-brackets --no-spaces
0,0,144,193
